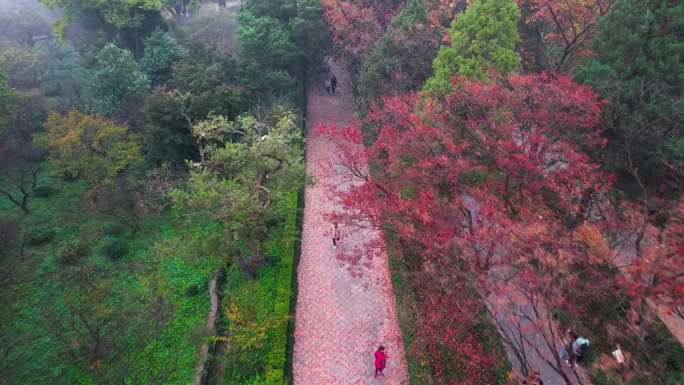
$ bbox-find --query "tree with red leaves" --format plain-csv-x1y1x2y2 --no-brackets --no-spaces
520,0,613,72
322,0,404,58
610,201,684,324
318,73,609,383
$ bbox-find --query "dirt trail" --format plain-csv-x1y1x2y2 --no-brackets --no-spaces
292,61,409,385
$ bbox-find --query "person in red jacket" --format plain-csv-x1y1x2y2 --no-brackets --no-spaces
374,345,387,378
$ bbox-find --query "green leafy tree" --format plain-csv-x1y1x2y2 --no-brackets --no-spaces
0,74,46,215
0,70,15,122
91,43,150,117
40,0,167,55
140,29,185,84
172,108,304,276
424,0,520,90
238,13,297,73
574,0,684,195
238,0,330,100
32,39,90,112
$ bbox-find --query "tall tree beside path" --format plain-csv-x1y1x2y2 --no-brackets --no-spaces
424,0,520,90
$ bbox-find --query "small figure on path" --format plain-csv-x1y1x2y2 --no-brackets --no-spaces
531,371,544,385
332,222,341,248
572,336,590,365
330,74,338,95
612,344,625,365
374,345,387,378
324,79,331,94
565,329,578,367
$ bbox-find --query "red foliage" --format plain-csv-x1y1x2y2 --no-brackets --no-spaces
317,74,610,381
322,0,404,57
415,273,511,384
520,0,613,71
319,73,608,277
611,201,684,319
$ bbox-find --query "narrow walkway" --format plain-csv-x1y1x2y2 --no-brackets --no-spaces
293,62,409,385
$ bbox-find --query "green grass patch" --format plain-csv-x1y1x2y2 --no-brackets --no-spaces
0,174,213,384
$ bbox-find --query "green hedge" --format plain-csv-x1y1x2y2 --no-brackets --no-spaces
264,191,300,385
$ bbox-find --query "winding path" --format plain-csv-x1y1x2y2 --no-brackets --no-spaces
293,62,409,385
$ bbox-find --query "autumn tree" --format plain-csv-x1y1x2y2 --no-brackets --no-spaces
522,0,612,72
323,0,384,60
424,0,520,90
357,0,440,112
319,73,608,382
608,201,684,324
42,110,144,223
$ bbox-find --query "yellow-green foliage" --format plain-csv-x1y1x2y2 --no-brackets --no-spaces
424,0,520,90
42,110,142,189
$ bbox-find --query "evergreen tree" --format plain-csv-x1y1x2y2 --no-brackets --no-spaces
91,44,150,117
575,0,684,194
424,0,520,90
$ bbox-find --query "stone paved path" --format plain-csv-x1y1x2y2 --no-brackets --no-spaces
292,62,409,385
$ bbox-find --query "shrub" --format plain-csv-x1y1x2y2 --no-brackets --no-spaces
55,237,89,265
0,218,19,256
33,185,57,198
100,236,128,260
101,222,127,237
25,225,55,246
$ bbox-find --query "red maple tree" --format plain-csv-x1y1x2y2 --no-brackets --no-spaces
519,0,613,71
322,0,405,57
317,73,610,383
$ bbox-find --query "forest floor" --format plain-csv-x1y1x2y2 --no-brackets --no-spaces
292,61,409,385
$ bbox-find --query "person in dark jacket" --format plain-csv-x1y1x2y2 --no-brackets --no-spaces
330,74,338,94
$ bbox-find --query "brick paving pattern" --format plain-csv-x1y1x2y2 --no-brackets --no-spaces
293,61,409,385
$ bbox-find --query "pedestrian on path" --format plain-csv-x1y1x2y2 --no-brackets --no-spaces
374,345,387,378
531,371,544,385
332,222,341,248
565,329,578,367
324,79,331,94
330,74,338,95
572,336,590,365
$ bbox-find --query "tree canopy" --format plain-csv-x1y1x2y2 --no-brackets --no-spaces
424,0,520,90
575,0,684,195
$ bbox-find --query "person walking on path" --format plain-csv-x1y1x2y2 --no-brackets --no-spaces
572,336,590,365
332,222,341,248
565,329,578,367
330,74,338,95
374,345,387,378
324,78,331,94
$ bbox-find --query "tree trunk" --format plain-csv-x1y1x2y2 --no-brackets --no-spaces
193,271,221,385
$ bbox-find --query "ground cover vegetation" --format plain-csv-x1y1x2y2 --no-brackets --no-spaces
320,0,684,384
0,0,328,383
